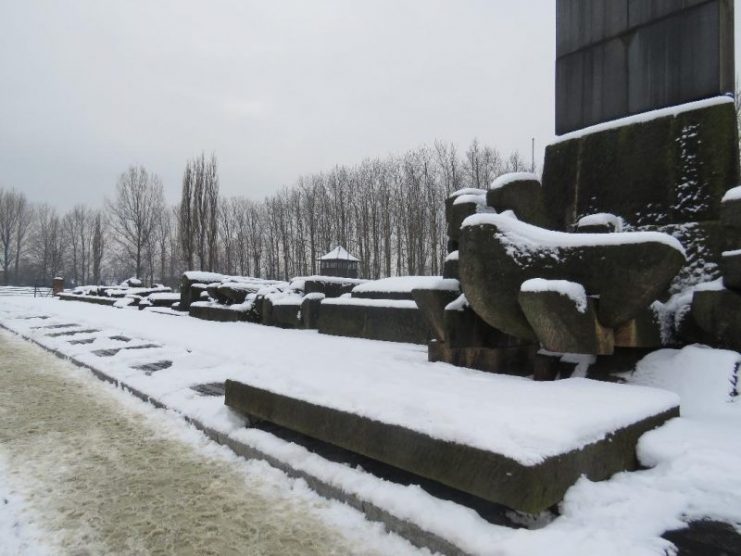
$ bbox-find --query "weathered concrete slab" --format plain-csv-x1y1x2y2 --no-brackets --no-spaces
225,380,678,514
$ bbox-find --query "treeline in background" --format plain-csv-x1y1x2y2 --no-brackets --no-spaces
0,139,529,288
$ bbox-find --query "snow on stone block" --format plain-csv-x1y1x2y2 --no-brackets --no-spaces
551,96,735,145
490,172,540,190
319,298,428,344
519,279,613,355
721,186,741,229
58,293,118,306
291,275,366,298
720,250,741,291
543,97,740,236
576,213,624,233
352,276,458,301
448,187,487,198
520,278,588,313
189,303,249,323
459,213,686,339
147,292,181,307
486,173,550,228
224,378,679,514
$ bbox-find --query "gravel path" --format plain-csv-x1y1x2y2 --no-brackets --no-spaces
0,330,405,555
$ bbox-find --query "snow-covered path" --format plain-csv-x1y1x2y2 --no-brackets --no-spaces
0,329,416,556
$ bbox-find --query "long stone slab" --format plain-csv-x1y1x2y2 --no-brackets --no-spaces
318,299,429,344
225,379,678,514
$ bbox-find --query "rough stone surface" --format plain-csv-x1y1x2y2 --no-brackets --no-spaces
444,303,525,350
304,279,357,299
318,303,429,344
412,289,459,342
486,178,551,228
442,257,459,280
544,101,740,231
216,284,249,305
225,379,679,514
519,289,614,355
428,342,535,377
269,302,303,329
446,197,479,246
613,306,664,349
721,197,741,229
721,251,741,291
58,294,117,306
556,0,735,134
691,288,741,351
459,220,685,339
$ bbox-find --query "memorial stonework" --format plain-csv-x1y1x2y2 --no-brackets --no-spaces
556,0,735,134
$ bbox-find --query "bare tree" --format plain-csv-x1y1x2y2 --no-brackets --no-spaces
0,189,26,284
91,211,105,284
106,166,164,280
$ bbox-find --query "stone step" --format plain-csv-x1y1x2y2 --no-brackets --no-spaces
225,379,678,514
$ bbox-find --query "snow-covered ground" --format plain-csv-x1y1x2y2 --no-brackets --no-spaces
0,296,739,555
0,329,417,555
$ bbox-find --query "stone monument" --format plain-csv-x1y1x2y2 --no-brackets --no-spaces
556,0,735,134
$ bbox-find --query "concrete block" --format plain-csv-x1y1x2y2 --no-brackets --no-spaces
225,379,678,514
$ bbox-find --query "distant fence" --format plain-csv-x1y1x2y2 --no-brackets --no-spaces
0,286,53,298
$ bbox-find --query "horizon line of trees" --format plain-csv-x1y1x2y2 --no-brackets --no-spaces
0,138,529,288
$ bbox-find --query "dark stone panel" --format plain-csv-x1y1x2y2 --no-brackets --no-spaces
555,0,734,134
224,379,679,514
556,0,629,57
629,0,716,27
628,2,722,115
556,39,629,145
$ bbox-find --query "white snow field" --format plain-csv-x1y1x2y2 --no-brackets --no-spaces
0,328,417,556
0,296,739,555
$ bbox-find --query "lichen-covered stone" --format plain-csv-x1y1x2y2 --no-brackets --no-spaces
459,215,685,339
543,101,740,230
518,288,614,355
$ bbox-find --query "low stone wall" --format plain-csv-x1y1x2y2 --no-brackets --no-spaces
189,304,248,323
318,301,429,344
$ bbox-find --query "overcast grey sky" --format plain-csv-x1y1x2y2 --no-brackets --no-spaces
0,1,739,209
